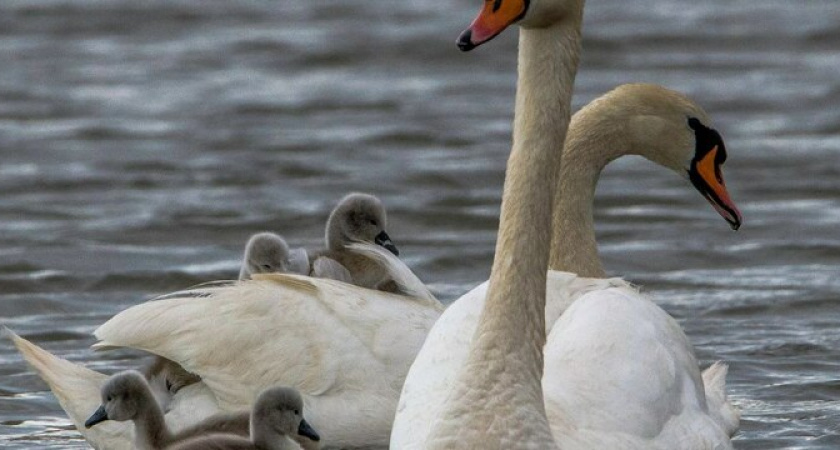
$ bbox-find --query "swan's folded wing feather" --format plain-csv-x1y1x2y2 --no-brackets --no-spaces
94,274,442,410
345,242,438,303
543,288,732,449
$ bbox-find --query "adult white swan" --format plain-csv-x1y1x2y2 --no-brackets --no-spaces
8,243,441,449
393,31,742,449
415,0,584,446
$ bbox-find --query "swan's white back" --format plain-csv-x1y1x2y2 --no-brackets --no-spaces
92,273,442,447
392,272,737,449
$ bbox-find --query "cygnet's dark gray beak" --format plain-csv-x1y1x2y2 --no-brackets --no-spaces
297,417,320,442
84,405,109,428
374,231,399,256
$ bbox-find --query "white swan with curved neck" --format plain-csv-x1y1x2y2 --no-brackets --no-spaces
393,83,742,449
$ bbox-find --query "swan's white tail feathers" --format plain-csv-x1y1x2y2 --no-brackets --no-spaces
702,361,740,437
345,242,439,303
5,328,134,449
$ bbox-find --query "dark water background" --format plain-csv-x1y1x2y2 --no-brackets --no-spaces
0,0,839,448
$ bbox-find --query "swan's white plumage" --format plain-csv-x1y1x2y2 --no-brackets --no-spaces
392,272,736,450
544,288,733,449
93,273,442,448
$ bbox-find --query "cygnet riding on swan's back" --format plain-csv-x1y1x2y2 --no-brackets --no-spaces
307,193,400,288
6,192,440,448
393,83,742,449
239,232,306,280
84,371,319,450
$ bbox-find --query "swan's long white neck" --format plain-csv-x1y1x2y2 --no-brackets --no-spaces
549,105,626,277
428,21,581,449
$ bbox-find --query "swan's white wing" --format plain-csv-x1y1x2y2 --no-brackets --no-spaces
393,271,733,449
345,242,438,302
310,256,353,283
544,287,734,449
93,274,443,448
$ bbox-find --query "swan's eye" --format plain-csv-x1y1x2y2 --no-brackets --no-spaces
294,409,300,415
369,220,377,226
166,380,173,391
261,264,271,270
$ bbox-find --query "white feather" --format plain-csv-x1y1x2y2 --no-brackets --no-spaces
91,273,443,448
345,242,437,302
392,270,737,450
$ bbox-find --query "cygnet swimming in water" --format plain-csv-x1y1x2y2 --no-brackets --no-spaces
165,386,320,450
84,371,320,450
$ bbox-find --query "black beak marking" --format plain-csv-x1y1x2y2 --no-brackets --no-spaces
84,405,109,429
297,418,320,442
374,231,399,256
457,29,475,52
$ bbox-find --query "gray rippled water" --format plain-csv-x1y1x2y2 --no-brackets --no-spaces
1,0,839,448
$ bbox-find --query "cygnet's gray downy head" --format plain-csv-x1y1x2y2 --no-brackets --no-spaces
326,193,398,256
252,386,320,443
85,370,155,428
240,232,292,280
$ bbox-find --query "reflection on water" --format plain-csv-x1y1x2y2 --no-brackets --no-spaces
1,0,839,448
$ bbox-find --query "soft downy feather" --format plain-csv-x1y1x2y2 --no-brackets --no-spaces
344,242,437,302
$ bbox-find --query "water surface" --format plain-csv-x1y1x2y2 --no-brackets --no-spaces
1,0,839,448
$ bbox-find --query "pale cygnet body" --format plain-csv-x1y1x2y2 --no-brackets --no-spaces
84,372,320,450
166,386,320,450
239,232,308,280
308,193,399,290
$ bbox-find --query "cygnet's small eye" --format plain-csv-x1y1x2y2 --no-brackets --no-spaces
261,264,271,270
369,220,377,226
294,409,300,415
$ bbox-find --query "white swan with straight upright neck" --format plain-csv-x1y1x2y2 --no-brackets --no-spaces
393,83,742,449
422,0,584,448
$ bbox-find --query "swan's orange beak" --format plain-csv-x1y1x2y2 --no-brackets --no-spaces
688,145,743,230
457,0,529,51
